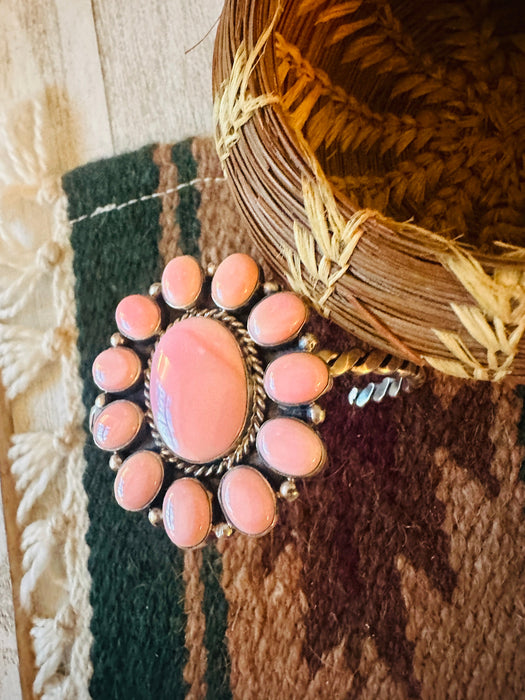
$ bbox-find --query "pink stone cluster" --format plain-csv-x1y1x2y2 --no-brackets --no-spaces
90,253,331,550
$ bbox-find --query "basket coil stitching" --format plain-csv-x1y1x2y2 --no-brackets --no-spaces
214,9,281,162
284,178,371,311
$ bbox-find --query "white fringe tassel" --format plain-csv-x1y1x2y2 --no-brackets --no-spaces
20,515,66,609
0,324,75,400
32,607,75,697
0,101,60,201
0,99,93,699
0,240,65,320
9,431,67,525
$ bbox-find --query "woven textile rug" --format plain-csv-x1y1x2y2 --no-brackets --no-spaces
4,134,524,698
62,137,525,699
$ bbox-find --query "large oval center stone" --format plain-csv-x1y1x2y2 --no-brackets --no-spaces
150,316,248,463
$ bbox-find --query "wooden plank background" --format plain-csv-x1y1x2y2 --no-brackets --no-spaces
0,1,224,696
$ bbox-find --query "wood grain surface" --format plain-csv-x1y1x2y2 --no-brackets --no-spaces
1,0,222,163
0,2,224,696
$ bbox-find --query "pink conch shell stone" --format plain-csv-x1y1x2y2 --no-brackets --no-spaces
92,346,142,392
161,256,203,309
115,294,161,340
163,478,212,548
264,352,330,405
92,400,143,451
114,451,164,511
211,253,259,310
150,317,248,463
248,292,307,346
257,417,326,477
219,466,277,536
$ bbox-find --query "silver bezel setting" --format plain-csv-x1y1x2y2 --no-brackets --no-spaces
144,307,266,477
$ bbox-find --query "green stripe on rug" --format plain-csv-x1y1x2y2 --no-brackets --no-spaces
170,140,232,697
172,140,201,257
65,146,188,700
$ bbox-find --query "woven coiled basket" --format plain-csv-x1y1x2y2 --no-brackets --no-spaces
212,0,525,382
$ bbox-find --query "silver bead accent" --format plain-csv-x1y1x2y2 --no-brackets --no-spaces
307,403,326,424
110,332,125,347
148,508,163,527
95,393,107,408
263,281,280,295
149,282,162,297
298,333,318,352
206,263,217,277
109,454,122,472
213,523,233,539
280,479,299,502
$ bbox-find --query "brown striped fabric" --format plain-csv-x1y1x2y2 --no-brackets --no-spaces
150,138,525,698
183,550,208,699
153,143,182,261
191,137,266,272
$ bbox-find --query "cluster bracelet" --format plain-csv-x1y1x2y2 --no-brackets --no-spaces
89,253,424,549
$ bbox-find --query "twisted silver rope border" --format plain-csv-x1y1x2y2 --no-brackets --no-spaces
144,307,266,477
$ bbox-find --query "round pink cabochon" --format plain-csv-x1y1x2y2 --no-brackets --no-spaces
92,400,143,451
115,294,161,340
248,292,307,346
161,255,203,309
256,417,326,478
114,451,164,511
211,253,259,309
163,478,212,548
219,466,277,536
92,346,141,393
264,352,330,405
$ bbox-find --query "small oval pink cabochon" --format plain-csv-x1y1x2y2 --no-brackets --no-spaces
92,400,143,451
248,291,307,346
256,417,326,478
114,451,164,511
264,352,331,405
211,253,259,310
163,478,212,548
115,294,161,340
92,346,142,393
219,466,277,536
161,255,203,309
